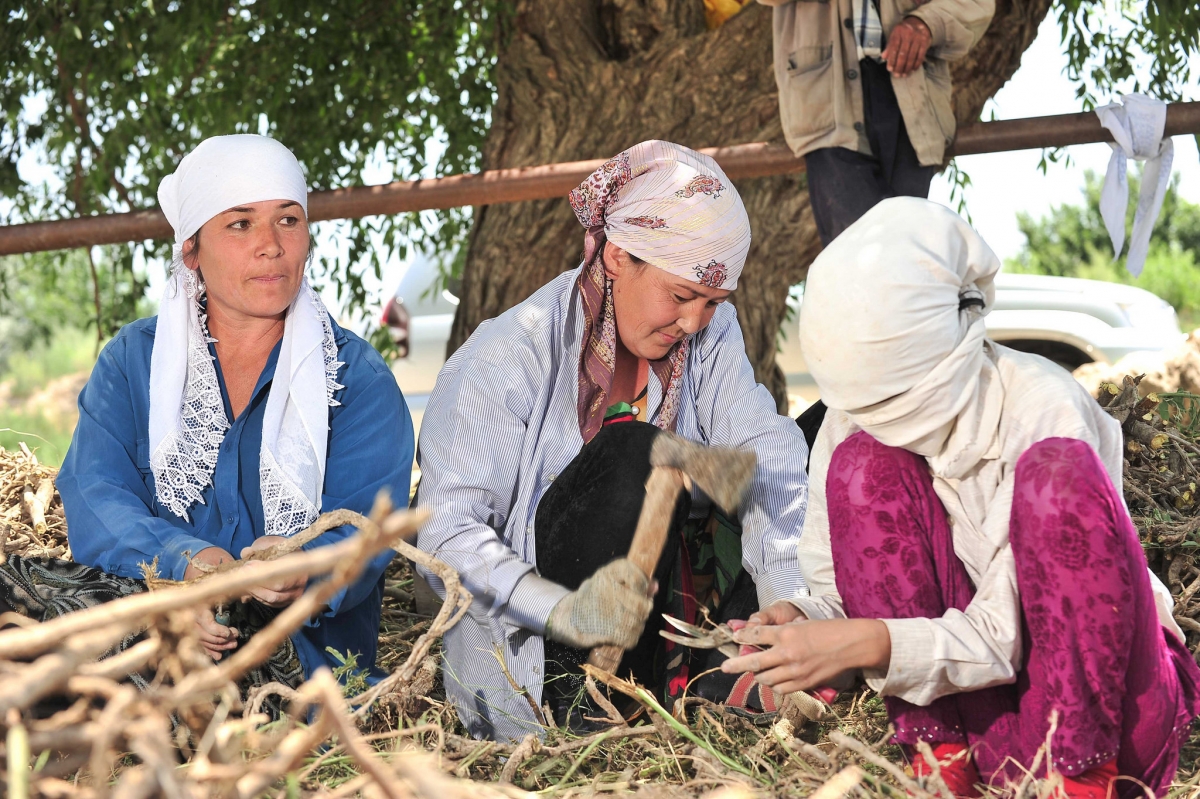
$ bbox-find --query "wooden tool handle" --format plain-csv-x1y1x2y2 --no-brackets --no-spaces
588,643,624,673
587,466,685,673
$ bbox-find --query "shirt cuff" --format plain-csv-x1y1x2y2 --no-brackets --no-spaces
506,571,571,636
754,570,802,609
161,530,226,581
866,617,937,696
786,595,844,621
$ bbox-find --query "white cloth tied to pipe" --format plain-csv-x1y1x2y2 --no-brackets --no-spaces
151,134,342,536
1094,93,1174,278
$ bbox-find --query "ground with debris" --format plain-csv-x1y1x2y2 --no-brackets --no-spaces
2,364,1199,796
1075,330,1200,398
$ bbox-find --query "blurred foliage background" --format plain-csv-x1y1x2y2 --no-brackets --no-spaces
1007,170,1200,329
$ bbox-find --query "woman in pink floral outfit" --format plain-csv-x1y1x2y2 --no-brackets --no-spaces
725,197,1200,799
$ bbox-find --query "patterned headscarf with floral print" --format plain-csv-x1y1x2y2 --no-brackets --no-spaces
569,140,751,443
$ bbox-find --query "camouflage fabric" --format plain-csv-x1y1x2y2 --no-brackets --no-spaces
0,555,304,717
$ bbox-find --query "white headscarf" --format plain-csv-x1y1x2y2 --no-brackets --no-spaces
151,134,342,536
799,197,1004,479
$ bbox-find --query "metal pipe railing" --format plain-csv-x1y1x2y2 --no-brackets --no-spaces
1,101,1197,256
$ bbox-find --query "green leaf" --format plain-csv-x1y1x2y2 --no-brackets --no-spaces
1,1,502,342
1004,169,1200,329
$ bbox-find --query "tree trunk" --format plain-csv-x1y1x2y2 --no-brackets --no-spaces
450,0,1053,410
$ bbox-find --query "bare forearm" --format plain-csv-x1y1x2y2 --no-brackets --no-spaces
846,618,891,671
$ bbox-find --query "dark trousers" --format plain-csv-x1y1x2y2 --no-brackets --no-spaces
805,58,939,245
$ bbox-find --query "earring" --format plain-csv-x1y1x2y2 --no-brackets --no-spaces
184,266,200,300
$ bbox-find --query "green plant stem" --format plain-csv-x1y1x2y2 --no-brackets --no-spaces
631,686,757,779
550,729,612,789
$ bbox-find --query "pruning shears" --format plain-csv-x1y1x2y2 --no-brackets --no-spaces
658,614,741,659
660,613,841,706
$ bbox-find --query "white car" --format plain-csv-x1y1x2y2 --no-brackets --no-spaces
776,272,1183,402
383,256,459,401
385,257,1185,419
984,273,1183,365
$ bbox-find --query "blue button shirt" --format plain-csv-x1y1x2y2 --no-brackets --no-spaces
58,314,414,679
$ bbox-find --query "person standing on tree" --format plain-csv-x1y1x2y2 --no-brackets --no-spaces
758,0,994,244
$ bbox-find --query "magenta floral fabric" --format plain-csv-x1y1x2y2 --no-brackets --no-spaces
826,431,1200,795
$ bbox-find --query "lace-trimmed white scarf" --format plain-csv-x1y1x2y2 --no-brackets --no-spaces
150,134,342,536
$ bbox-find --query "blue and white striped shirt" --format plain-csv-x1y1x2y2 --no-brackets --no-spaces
416,268,809,741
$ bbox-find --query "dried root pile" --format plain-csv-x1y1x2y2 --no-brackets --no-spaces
4,381,1200,798
1076,330,1200,398
0,495,482,798
1097,376,1200,659
0,444,69,560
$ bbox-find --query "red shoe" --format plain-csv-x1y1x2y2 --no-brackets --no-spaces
1058,760,1118,799
910,742,980,799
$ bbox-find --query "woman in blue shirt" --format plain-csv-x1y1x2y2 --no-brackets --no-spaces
0,135,413,699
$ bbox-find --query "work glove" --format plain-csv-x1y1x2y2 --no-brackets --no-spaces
545,558,653,650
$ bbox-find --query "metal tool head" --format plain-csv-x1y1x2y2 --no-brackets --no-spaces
650,431,756,512
659,614,740,658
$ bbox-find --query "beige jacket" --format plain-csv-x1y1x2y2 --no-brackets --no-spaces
790,346,1182,707
758,0,995,165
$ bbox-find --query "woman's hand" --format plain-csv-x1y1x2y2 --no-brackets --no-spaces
545,559,655,649
744,600,806,630
185,547,240,659
183,546,235,580
721,618,891,695
238,536,308,607
195,606,239,661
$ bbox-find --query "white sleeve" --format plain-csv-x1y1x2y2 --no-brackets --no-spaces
787,411,850,621
691,307,811,607
416,355,568,634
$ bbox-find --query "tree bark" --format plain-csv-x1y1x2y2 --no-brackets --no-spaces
451,0,1053,410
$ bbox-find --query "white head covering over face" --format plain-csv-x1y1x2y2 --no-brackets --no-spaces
799,197,1004,478
150,134,342,536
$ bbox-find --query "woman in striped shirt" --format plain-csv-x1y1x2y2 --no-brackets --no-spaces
416,141,811,741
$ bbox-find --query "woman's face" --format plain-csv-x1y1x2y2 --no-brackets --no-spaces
604,241,732,361
181,199,309,321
